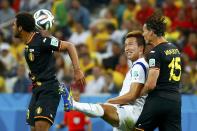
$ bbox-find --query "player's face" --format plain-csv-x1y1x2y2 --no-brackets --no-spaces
142,24,152,43
12,19,21,38
125,37,140,61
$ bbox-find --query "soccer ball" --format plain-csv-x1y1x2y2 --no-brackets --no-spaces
34,9,54,30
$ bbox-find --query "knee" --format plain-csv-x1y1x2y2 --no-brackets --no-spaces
100,104,119,127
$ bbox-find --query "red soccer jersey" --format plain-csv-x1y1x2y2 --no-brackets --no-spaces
64,110,90,131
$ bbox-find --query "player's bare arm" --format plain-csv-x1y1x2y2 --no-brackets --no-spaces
59,41,85,86
140,68,160,96
107,83,144,104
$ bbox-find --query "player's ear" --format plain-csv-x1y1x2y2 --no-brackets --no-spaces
139,45,144,53
150,30,154,37
18,26,22,32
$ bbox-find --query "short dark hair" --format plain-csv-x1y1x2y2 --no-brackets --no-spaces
106,22,116,32
15,12,35,32
125,30,146,51
127,0,136,6
145,11,166,36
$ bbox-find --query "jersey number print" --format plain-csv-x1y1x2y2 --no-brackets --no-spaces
168,57,181,81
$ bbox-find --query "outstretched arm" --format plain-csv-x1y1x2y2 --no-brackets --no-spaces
59,41,85,86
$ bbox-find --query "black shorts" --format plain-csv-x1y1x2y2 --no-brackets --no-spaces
26,80,61,126
135,96,181,131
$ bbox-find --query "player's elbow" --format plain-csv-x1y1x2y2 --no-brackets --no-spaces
127,93,138,102
60,41,75,52
146,82,156,91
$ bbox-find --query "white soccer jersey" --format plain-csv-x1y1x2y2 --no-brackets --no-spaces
119,57,149,107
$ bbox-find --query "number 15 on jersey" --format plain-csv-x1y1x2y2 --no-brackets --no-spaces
168,57,181,82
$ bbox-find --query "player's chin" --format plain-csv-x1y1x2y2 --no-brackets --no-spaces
127,56,133,61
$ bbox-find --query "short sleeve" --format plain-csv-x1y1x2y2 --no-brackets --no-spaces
41,36,61,51
131,64,146,84
147,49,161,68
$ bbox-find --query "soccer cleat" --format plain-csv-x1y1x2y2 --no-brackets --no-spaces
58,83,73,112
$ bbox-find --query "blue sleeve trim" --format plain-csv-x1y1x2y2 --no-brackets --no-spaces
132,62,147,79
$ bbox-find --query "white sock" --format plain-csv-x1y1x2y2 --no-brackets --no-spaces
73,100,104,117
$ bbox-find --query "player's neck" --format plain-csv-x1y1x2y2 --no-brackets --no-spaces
22,32,35,44
152,37,167,47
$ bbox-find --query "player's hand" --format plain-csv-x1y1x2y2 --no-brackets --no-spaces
106,98,114,104
73,68,86,88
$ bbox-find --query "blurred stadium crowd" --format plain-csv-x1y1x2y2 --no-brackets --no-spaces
0,0,196,95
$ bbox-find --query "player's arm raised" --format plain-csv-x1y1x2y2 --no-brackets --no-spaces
59,41,85,86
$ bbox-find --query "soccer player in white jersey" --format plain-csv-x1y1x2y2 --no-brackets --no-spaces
63,31,149,131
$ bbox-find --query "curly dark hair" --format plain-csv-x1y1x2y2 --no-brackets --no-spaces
15,12,35,32
145,11,166,37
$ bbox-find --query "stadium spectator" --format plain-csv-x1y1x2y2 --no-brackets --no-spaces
0,43,16,73
102,70,117,93
52,0,71,39
0,0,15,24
0,0,15,39
69,0,90,29
182,0,193,20
69,21,89,45
109,0,125,27
115,54,128,76
85,23,98,53
122,0,139,21
183,32,197,60
79,53,95,76
102,42,122,70
0,60,6,93
13,64,31,93
84,66,106,94
19,0,37,11
180,72,194,94
102,8,118,29
10,37,25,64
35,0,52,10
55,53,66,82
162,0,179,21
191,6,197,31
171,8,193,31
136,0,154,25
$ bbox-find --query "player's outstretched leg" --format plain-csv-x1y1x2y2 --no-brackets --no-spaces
63,87,120,127
59,83,73,112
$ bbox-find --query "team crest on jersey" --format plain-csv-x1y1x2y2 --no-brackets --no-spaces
149,58,155,67
133,71,139,77
50,37,59,47
133,71,139,80
36,107,42,114
28,52,35,61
